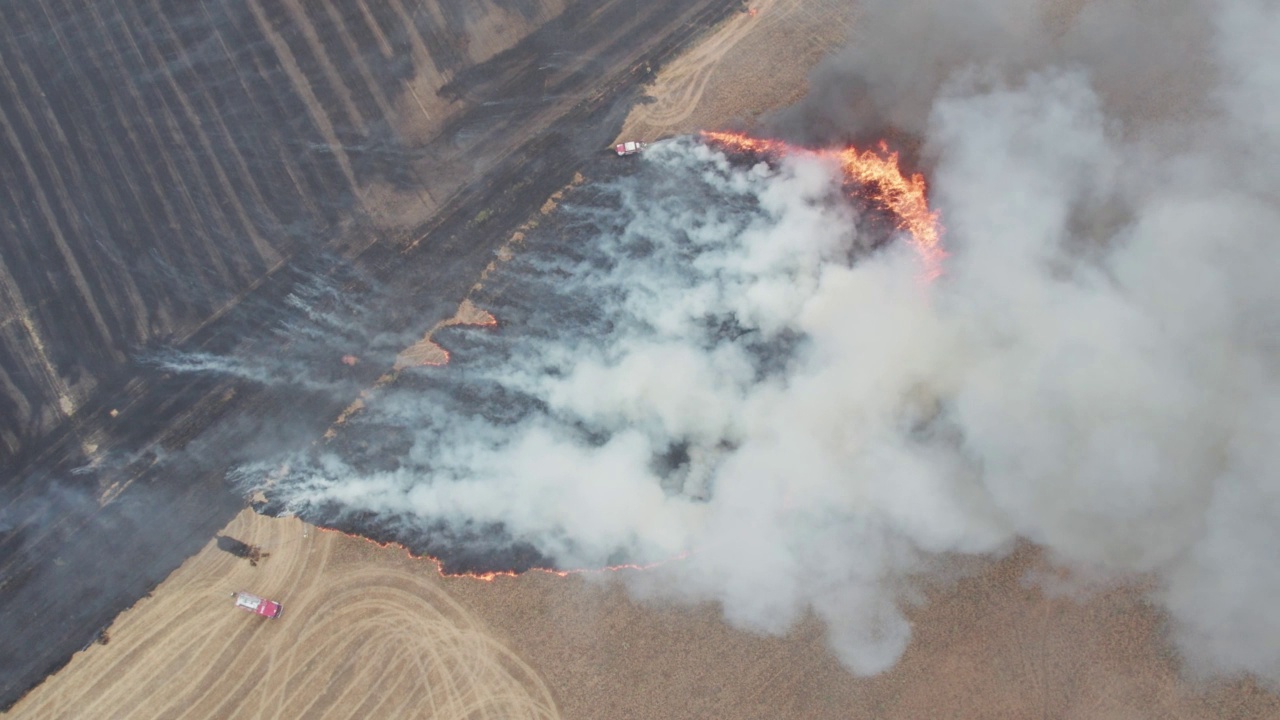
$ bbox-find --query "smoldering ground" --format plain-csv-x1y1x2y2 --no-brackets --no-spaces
148,261,406,393
219,0,1280,686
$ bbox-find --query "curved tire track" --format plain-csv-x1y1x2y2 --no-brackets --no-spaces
9,510,561,720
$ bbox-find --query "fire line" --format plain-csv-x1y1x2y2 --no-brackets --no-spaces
310,133,941,582
315,525,685,582
701,131,946,280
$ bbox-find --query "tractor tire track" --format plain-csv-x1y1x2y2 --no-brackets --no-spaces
8,510,561,720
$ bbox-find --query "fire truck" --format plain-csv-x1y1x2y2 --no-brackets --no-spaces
614,140,646,156
231,591,283,619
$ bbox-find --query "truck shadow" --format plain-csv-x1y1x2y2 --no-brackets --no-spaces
215,535,270,567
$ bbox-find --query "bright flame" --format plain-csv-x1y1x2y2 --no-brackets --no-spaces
701,131,945,280
315,137,942,579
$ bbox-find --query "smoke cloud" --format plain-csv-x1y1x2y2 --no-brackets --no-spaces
225,0,1280,684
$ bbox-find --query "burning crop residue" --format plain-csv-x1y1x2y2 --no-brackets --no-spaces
313,525,683,582
701,131,945,280
394,298,500,371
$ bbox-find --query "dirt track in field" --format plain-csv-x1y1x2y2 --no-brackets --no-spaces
10,511,561,720
12,509,1280,720
0,0,738,706
8,2,1280,718
617,0,859,141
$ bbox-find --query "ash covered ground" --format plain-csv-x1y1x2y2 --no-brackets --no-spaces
243,136,900,573
0,0,741,707
232,135,956,678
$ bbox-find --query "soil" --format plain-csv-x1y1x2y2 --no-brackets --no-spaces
0,0,738,707
11,511,1278,719
6,2,1280,719
616,0,860,141
10,511,560,720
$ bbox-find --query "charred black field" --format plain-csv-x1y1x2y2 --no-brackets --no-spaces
240,135,914,577
0,0,741,708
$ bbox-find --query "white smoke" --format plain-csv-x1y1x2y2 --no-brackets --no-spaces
230,0,1280,684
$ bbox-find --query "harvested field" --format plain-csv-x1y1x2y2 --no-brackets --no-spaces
617,0,859,141
5,1,1280,719
9,511,560,720
0,0,741,706
10,510,1279,719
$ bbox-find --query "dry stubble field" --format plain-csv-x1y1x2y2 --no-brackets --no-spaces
9,2,1280,718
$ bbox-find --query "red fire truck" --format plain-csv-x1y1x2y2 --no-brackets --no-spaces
614,140,646,156
231,591,283,619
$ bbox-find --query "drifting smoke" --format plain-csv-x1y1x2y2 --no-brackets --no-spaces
228,0,1280,684
148,265,410,394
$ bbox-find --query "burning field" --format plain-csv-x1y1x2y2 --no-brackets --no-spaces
11,0,1280,717
229,0,1280,693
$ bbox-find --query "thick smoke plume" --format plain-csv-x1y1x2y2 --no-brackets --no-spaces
227,0,1280,683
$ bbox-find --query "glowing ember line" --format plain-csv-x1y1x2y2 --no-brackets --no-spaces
315,525,684,581
701,131,946,280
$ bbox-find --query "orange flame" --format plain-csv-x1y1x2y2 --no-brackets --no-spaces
314,525,684,582
314,140,940,579
701,131,945,280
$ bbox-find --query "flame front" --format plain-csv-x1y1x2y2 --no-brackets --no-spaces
316,135,941,580
701,131,945,280
315,525,684,582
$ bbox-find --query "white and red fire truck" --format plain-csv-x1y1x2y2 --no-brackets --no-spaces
614,140,646,156
231,591,283,619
